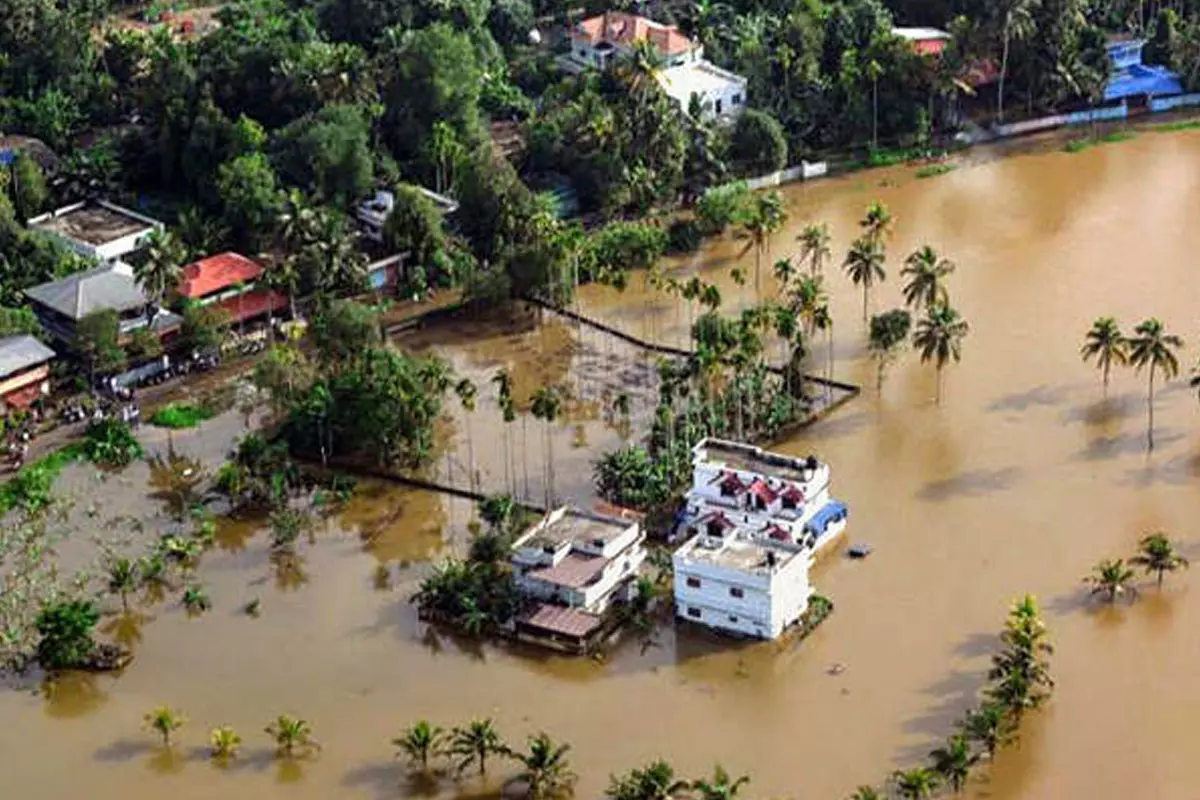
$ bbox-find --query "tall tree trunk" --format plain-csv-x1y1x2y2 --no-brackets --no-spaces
999,30,1011,124
1147,366,1156,451
521,415,530,501
872,77,879,150
862,285,869,322
936,364,944,405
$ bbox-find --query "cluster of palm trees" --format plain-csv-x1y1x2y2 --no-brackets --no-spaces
486,369,566,506
851,595,1052,799
1080,316,1184,450
143,707,319,761
394,718,575,798
1085,532,1190,603
607,762,750,800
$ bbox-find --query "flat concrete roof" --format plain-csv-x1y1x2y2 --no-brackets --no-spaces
679,535,801,573
696,438,817,482
525,512,631,549
30,202,156,246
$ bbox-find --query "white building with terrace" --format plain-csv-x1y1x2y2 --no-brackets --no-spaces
673,438,848,639
510,506,647,651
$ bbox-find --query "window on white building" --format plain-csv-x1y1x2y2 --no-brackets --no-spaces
729,587,744,599
687,607,702,618
715,99,723,114
732,94,742,105
686,576,701,588
728,615,739,623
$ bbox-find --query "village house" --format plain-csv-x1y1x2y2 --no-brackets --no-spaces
23,262,181,345
178,252,288,326
27,200,163,263
1103,38,1182,105
0,335,55,413
562,11,748,121
510,506,647,651
893,27,951,57
673,438,847,639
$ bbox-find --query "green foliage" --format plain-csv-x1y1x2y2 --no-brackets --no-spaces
448,718,508,775
309,299,380,364
515,732,576,800
272,104,374,208
179,304,232,354
217,153,281,247
74,310,126,380
595,445,672,511
34,599,99,670
7,153,49,221
694,182,751,237
144,706,186,747
82,419,143,468
382,184,449,272
606,760,689,800
209,726,243,760
393,720,445,772
182,584,212,614
0,306,41,338
412,558,521,634
730,109,788,176
0,445,82,513
214,433,301,509
1130,532,1189,587
588,221,668,282
148,403,215,430
868,308,912,389
265,714,320,757
914,163,957,178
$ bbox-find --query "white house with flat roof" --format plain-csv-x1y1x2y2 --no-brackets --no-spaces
673,438,847,639
562,11,747,121
27,200,163,263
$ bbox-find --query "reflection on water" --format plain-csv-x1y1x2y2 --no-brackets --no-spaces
42,671,108,719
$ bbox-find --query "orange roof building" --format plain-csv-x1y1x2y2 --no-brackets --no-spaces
179,252,265,300
572,12,698,59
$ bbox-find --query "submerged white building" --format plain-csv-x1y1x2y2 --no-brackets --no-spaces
673,439,847,639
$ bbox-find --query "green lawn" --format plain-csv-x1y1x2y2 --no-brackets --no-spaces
148,402,216,430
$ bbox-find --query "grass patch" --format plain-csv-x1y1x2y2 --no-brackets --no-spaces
1154,119,1200,132
0,444,84,514
1063,130,1137,153
914,163,958,179
149,402,215,429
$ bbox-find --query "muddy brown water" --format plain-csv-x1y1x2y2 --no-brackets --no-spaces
5,131,1200,799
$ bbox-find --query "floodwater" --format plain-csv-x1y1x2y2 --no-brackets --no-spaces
5,129,1200,800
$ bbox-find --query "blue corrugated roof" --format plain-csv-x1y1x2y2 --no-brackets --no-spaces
804,500,848,535
1105,64,1183,101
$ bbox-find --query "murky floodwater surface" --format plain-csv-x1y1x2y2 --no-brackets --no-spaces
5,132,1200,799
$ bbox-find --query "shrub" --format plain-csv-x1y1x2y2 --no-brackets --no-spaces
694,182,750,236
667,218,703,253
148,402,214,429
730,109,788,176
35,599,100,670
82,418,143,467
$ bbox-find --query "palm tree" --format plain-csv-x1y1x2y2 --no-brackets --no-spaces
1080,317,1128,391
1128,318,1183,451
448,718,509,775
690,765,749,800
394,720,445,773
736,192,786,298
859,202,894,245
266,714,319,758
996,0,1038,124
847,787,882,800
515,733,576,799
929,734,978,794
789,275,827,340
957,702,1014,761
531,385,563,508
797,223,832,278
209,726,242,760
106,556,140,612
1085,558,1137,603
901,246,956,310
265,253,303,321
493,368,515,494
1130,532,1190,587
890,767,940,800
135,229,186,310
144,706,185,748
455,378,479,491
606,760,690,800
844,236,887,322
868,59,883,150
813,303,834,396
913,304,970,404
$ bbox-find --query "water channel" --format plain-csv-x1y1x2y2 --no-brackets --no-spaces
4,129,1200,800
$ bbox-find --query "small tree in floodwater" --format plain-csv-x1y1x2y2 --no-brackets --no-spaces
144,706,186,748
868,309,911,391
448,718,509,775
1080,317,1128,392
1085,558,1137,603
266,714,320,758
1128,318,1182,452
1130,532,1189,588
393,720,445,774
913,303,969,404
209,726,242,760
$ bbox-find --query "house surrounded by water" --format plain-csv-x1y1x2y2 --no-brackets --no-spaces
673,438,847,639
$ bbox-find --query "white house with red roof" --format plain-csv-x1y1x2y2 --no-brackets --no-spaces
563,11,747,120
178,252,288,326
672,438,847,639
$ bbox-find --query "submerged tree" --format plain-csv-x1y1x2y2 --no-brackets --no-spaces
515,733,576,799
736,191,786,299
690,765,750,800
1080,317,1128,391
1130,532,1189,588
957,702,1015,761
266,715,319,758
448,718,509,775
928,733,977,794
1085,558,1137,603
209,726,242,760
606,760,689,800
901,246,955,310
843,236,886,322
394,719,445,774
144,706,186,748
867,309,912,391
890,767,939,800
796,222,832,278
913,304,970,404
1128,318,1182,452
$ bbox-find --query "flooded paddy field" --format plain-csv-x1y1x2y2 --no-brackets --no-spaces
4,129,1200,799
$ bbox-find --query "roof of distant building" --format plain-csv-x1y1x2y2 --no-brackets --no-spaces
528,552,606,589
656,60,747,101
522,509,633,550
893,26,950,56
24,265,147,320
678,534,802,573
27,201,159,247
179,252,264,299
520,604,603,639
574,12,696,56
0,335,55,379
695,438,820,483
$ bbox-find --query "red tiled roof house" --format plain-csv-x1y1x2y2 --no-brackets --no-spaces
178,252,287,324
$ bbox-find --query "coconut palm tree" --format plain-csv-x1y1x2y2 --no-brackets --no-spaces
1130,532,1190,588
996,0,1038,124
859,202,894,245
735,192,786,299
789,275,827,340
493,369,515,493
106,556,140,612
929,734,977,794
847,787,882,800
135,229,186,310
531,385,563,508
144,706,185,748
913,303,970,404
266,714,319,758
515,733,576,799
957,702,1014,761
448,718,509,775
843,236,886,322
797,223,832,278
1080,317,1128,391
1128,318,1183,451
690,765,749,800
901,246,955,310
813,303,834,398
772,257,797,291
209,726,242,760
1085,558,1137,603
890,767,939,800
606,759,690,800
394,720,445,773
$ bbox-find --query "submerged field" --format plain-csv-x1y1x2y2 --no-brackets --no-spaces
5,128,1200,799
